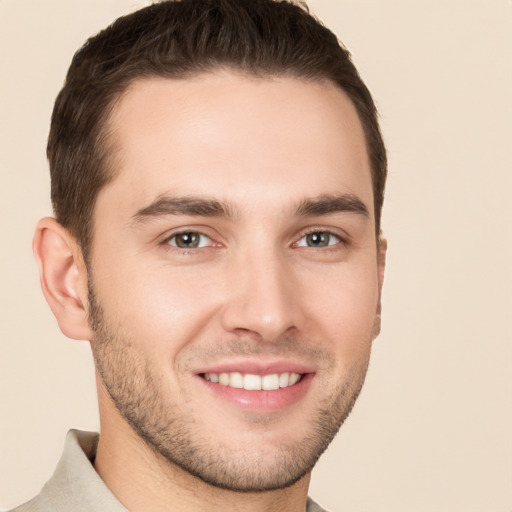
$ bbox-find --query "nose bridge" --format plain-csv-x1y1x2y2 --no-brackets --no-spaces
221,242,300,341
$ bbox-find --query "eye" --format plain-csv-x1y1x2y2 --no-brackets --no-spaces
296,231,341,248
166,231,212,249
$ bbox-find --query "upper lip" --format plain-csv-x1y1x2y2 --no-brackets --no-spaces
195,359,315,376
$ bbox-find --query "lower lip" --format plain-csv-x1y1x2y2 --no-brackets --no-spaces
197,373,314,412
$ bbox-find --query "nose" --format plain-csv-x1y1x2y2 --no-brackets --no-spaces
220,249,303,343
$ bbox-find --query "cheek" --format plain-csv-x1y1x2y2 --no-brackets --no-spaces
304,265,379,359
93,259,224,353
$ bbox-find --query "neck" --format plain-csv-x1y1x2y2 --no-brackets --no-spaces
94,385,311,512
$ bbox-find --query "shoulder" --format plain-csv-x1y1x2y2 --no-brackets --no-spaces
4,430,103,512
5,495,48,512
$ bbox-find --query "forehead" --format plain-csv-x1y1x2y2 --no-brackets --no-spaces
100,71,373,219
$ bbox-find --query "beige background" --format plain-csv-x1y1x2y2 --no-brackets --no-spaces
1,0,511,510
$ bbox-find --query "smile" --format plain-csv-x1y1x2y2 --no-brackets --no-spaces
202,372,303,391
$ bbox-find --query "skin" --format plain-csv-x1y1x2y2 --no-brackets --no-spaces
34,71,386,512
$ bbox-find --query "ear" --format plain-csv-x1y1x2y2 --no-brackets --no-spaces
33,217,92,341
372,237,387,339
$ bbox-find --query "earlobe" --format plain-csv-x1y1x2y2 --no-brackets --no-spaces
377,237,387,292
33,217,92,341
372,237,387,340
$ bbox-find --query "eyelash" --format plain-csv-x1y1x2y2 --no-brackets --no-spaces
162,231,216,252
161,228,348,253
293,229,346,250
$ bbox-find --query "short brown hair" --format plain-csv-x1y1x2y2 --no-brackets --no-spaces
48,0,387,258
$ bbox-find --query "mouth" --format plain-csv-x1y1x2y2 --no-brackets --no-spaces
196,364,315,414
201,371,303,391
196,364,313,412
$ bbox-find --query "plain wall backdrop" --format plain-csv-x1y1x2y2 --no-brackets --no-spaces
1,1,511,510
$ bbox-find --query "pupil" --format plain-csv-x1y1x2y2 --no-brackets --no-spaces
307,232,328,247
177,232,199,248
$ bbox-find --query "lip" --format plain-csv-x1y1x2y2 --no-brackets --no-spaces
194,359,315,412
195,359,314,376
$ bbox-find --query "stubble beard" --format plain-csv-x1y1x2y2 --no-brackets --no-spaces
88,284,370,493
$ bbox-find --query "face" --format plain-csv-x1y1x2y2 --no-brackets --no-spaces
87,71,384,492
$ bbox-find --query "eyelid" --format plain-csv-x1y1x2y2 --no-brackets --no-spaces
293,227,349,249
157,225,349,251
167,232,212,248
159,227,220,249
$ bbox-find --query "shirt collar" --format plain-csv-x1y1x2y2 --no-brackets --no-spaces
37,429,128,511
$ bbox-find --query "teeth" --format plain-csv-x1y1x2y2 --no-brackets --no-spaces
244,374,262,390
289,372,300,385
203,372,302,390
262,374,279,390
279,372,290,387
230,372,244,389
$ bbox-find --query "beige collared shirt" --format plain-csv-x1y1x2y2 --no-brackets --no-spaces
10,430,329,512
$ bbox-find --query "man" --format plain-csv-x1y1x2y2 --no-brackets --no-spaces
12,0,387,510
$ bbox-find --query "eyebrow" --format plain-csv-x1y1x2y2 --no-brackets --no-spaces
294,194,369,218
131,193,369,224
132,196,236,223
